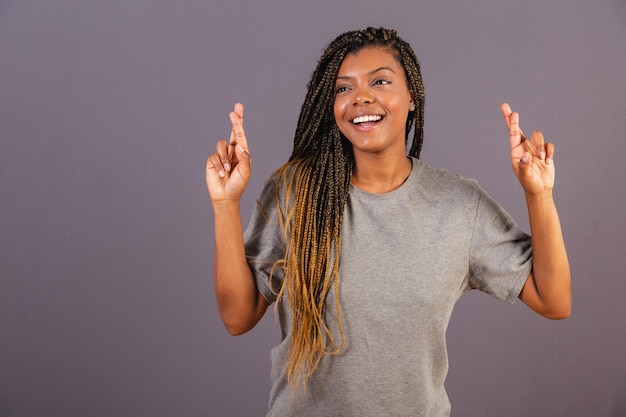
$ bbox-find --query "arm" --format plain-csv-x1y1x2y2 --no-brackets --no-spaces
501,103,571,319
206,103,269,335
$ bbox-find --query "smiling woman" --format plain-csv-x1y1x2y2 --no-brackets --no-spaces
333,46,415,192
205,27,570,417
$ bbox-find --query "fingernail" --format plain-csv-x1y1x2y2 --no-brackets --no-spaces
539,150,546,161
218,170,225,178
237,145,248,155
224,163,231,172
521,153,530,164
546,156,552,165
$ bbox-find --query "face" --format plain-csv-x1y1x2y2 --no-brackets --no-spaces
333,46,414,157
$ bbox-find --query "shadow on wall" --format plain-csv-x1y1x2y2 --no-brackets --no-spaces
612,398,626,417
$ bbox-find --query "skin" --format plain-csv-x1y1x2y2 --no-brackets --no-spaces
333,46,414,194
206,47,571,335
501,103,571,318
206,104,268,335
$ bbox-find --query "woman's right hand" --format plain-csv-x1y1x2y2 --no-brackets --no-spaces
206,103,251,203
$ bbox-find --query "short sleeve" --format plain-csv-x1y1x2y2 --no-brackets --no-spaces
468,186,533,303
243,176,287,304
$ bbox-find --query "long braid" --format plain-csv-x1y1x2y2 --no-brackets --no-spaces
272,27,426,389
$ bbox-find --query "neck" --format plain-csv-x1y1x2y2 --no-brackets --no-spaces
351,153,412,194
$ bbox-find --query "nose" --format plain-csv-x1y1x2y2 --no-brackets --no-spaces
353,86,375,106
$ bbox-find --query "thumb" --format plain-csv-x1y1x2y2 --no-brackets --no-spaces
234,144,251,180
518,151,533,183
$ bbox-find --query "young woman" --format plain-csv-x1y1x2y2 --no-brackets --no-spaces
206,27,570,417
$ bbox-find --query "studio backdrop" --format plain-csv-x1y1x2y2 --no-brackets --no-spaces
1,1,625,416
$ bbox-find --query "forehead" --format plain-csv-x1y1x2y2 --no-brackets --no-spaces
337,46,403,76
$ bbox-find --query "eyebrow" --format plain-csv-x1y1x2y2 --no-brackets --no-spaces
335,66,396,81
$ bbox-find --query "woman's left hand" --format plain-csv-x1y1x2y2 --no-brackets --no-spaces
501,103,555,196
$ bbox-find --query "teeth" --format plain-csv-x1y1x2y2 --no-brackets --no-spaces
352,115,382,124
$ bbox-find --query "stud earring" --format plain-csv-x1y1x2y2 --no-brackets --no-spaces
410,103,416,111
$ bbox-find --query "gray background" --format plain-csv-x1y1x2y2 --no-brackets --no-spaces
1,0,625,416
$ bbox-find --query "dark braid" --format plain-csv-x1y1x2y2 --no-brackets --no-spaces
273,27,426,389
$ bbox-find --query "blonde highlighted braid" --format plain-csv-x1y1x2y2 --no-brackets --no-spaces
272,27,426,389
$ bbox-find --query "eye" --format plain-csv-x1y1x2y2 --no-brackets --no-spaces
373,79,391,86
335,85,349,94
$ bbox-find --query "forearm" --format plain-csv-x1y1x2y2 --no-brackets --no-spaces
525,191,571,317
212,200,266,334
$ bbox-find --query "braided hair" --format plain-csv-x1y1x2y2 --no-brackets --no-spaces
273,27,425,389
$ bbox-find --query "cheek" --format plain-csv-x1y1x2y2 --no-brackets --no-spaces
387,92,408,112
333,100,347,129
333,99,343,120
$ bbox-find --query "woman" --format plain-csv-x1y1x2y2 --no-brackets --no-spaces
206,27,570,417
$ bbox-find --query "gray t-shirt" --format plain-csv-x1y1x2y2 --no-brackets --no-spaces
244,158,532,417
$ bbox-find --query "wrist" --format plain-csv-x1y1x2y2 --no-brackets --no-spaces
525,189,555,205
211,198,241,212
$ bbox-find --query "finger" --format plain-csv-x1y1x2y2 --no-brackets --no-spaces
508,110,523,150
214,140,230,177
206,153,226,178
545,142,555,165
501,102,513,130
232,104,251,176
227,103,245,167
222,103,245,173
530,130,546,161
517,150,534,186
234,141,252,180
229,103,248,150
501,103,527,142
228,103,241,144
234,102,244,120
216,139,230,166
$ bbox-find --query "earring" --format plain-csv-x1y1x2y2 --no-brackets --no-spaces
410,103,416,111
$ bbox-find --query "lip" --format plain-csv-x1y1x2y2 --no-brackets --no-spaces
350,113,384,123
349,113,384,131
349,112,385,132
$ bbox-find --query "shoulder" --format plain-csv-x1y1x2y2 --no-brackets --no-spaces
410,158,484,202
253,162,304,225
257,162,295,202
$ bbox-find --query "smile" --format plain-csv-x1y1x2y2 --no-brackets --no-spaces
352,115,383,124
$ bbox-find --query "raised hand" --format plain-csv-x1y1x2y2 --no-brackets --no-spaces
501,103,555,196
206,103,251,203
